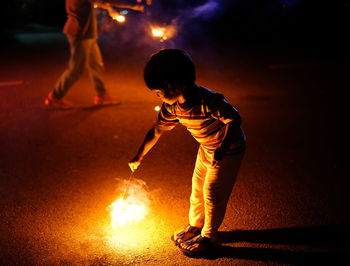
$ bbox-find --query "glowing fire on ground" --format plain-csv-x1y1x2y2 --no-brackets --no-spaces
107,178,150,229
108,195,148,228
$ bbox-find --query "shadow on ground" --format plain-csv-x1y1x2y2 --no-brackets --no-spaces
185,224,349,264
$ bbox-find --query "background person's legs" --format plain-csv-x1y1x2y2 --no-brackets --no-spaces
87,39,106,97
52,36,89,99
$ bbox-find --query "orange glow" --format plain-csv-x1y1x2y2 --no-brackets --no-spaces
154,105,161,111
111,14,126,23
105,6,126,23
152,27,165,38
151,25,176,42
107,195,148,228
105,218,159,249
107,178,150,229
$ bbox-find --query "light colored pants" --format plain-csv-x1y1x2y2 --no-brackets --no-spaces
189,145,245,238
53,35,106,99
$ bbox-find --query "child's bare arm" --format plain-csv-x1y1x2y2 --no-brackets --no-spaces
129,126,164,171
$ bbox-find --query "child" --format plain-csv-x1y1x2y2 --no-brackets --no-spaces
129,49,246,255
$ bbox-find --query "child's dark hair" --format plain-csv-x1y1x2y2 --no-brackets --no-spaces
144,49,196,90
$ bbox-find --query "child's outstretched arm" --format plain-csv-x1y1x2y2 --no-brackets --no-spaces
129,126,164,172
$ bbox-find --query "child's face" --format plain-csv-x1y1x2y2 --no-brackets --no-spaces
153,87,181,105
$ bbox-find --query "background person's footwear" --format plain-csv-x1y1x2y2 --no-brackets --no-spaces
94,94,121,105
44,92,72,109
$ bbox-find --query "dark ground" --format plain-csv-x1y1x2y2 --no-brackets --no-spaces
0,3,349,265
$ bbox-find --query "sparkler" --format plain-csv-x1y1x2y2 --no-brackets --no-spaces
106,7,126,23
93,3,126,23
94,2,145,24
154,105,160,111
121,171,134,201
151,25,176,42
152,27,166,39
95,1,177,43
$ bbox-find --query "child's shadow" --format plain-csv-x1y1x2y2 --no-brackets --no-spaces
187,224,349,264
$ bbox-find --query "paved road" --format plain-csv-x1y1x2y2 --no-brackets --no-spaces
0,27,348,265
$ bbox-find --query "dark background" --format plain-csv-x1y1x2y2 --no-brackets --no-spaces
1,0,344,74
0,0,342,48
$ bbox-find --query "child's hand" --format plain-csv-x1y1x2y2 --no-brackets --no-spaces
129,156,142,172
213,147,225,167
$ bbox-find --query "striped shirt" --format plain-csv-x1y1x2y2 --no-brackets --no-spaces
154,86,246,153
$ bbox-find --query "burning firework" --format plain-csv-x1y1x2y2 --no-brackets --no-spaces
151,24,177,42
94,2,144,24
107,178,150,229
106,7,126,23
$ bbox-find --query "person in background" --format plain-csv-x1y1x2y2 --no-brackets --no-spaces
45,0,144,108
129,49,246,255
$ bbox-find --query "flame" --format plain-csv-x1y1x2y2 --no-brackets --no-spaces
105,7,126,23
151,25,176,42
154,105,161,111
111,14,126,23
152,27,165,38
107,179,149,229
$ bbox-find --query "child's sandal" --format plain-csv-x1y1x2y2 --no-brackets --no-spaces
178,235,214,254
171,224,201,245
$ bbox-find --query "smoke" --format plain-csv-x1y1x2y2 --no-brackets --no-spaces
96,0,224,54
96,0,303,60
170,0,222,30
114,177,150,203
188,0,220,20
